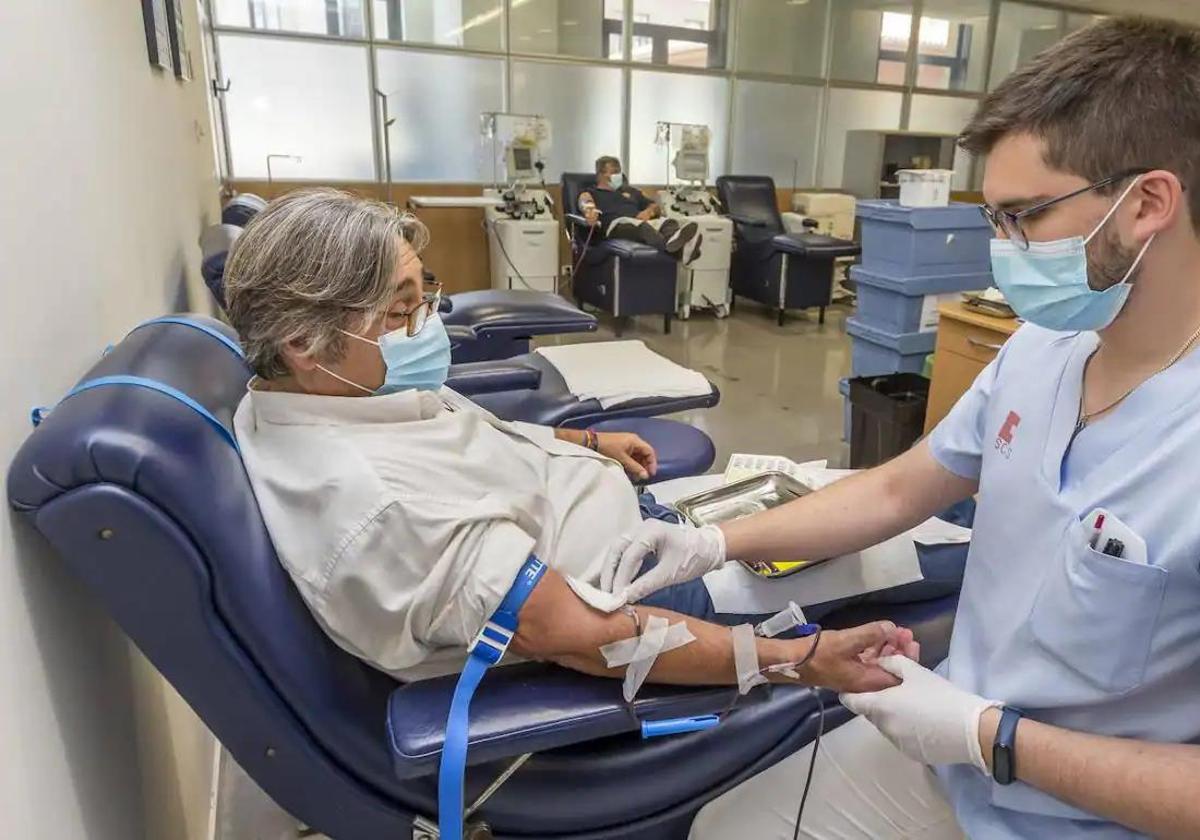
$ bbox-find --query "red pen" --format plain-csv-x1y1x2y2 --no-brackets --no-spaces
1090,513,1106,549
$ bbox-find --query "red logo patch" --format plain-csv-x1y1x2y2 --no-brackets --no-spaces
994,411,1020,460
998,411,1021,444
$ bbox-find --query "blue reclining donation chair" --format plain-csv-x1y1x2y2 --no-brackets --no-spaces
716,176,862,327
561,173,679,337
7,315,958,839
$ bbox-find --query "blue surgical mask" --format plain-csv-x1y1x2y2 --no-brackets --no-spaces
989,177,1155,332
608,172,625,190
319,314,451,395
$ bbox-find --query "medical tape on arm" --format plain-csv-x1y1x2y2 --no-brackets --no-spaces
731,623,769,695
755,601,807,638
598,615,697,702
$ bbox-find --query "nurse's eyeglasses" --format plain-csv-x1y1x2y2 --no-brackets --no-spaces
979,167,1151,251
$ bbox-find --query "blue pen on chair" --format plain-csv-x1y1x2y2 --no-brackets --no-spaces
641,714,721,739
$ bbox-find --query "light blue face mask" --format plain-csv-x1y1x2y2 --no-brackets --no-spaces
989,177,1155,332
319,313,452,395
608,172,625,190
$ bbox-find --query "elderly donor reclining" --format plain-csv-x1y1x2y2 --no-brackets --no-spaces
224,187,924,697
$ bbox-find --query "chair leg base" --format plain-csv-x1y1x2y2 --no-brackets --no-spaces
819,306,826,325
777,309,786,327
664,314,672,335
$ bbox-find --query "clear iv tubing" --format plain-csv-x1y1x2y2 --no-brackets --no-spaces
570,221,597,285
720,626,825,838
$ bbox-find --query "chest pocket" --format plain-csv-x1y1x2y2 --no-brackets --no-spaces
1029,517,1167,694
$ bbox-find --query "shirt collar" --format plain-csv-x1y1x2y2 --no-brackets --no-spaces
248,383,450,427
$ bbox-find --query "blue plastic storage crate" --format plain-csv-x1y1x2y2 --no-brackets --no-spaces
857,200,991,278
846,316,937,376
851,264,992,335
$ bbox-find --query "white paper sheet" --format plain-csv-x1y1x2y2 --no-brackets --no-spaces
909,516,973,546
535,341,712,408
723,454,827,484
703,529,924,614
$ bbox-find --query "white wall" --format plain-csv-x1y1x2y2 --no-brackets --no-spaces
0,2,221,839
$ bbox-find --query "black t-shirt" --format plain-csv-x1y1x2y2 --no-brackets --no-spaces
586,184,652,226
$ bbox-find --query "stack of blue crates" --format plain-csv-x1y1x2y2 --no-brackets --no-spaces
841,200,994,439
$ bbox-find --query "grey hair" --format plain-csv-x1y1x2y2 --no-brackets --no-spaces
224,188,430,379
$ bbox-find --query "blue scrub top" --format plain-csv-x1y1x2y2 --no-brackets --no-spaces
928,323,1200,839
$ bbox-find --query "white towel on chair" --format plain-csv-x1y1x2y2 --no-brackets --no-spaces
535,341,713,408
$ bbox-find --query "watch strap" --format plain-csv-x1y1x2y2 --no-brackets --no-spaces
992,705,1023,785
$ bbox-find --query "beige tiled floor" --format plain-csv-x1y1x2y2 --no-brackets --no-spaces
537,299,854,470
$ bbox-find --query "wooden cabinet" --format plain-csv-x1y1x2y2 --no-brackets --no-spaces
924,302,1020,434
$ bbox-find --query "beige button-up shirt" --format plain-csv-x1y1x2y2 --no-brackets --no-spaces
234,386,642,681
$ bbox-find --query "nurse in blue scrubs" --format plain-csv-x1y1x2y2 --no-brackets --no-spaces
610,17,1200,840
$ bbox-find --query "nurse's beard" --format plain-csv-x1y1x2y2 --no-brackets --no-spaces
1085,227,1142,292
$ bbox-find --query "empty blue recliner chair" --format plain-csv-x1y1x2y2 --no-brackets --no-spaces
562,172,679,336
8,315,959,839
716,176,862,327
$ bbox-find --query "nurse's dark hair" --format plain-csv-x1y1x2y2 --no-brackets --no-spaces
595,155,621,174
959,15,1200,230
224,187,429,379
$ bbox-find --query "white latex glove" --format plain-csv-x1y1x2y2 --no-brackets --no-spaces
840,655,1001,773
601,520,726,604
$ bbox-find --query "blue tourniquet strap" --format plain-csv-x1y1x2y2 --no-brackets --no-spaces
31,375,239,453
438,555,547,838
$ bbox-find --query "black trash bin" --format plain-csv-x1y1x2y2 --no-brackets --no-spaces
848,373,930,469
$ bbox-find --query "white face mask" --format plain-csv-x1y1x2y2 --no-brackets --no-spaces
316,314,451,396
608,172,625,190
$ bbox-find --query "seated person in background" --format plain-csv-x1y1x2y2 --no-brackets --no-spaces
579,155,703,264
225,187,917,693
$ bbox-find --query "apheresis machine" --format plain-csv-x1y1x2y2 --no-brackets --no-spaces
654,122,732,319
480,112,559,294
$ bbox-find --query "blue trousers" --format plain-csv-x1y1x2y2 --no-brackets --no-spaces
634,494,972,636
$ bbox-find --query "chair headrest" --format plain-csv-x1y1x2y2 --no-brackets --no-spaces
199,225,241,310
222,193,268,227
200,223,242,260
561,172,599,214
716,175,783,234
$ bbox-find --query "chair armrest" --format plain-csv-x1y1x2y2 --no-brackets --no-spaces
387,661,763,779
445,324,476,344
445,361,542,395
771,232,862,259
565,212,597,232
728,213,769,228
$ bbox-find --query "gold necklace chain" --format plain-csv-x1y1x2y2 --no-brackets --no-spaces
1076,320,1200,433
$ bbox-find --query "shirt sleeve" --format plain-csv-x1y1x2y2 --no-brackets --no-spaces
315,500,537,675
927,353,1004,481
507,421,557,446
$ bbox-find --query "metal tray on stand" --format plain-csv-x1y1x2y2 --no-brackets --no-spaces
673,471,831,578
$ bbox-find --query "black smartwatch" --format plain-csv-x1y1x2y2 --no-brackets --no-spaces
992,706,1023,785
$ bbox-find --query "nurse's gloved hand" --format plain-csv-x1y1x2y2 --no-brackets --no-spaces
601,520,726,603
840,656,1002,773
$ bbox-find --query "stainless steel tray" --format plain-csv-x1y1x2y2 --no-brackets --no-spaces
672,471,830,578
